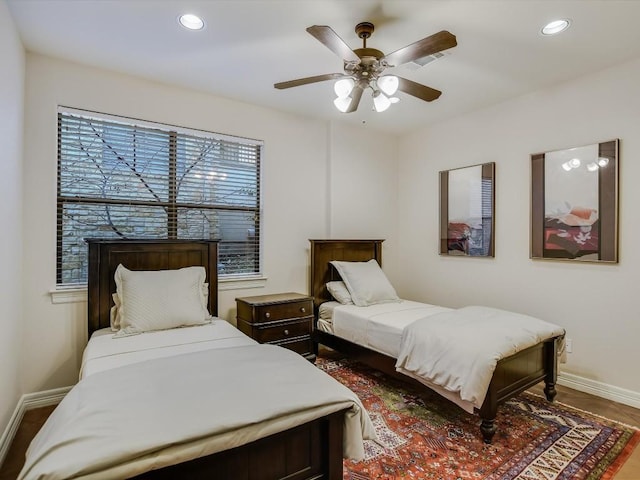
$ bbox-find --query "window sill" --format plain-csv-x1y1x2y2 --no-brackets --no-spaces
219,275,267,291
50,276,268,304
49,286,87,304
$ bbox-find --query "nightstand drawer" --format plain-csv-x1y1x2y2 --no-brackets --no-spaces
253,300,312,323
254,319,311,344
276,337,314,357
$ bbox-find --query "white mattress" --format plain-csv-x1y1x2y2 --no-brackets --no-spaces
327,300,452,358
80,319,257,379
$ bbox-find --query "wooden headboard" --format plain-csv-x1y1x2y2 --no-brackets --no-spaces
309,239,384,310
86,239,219,337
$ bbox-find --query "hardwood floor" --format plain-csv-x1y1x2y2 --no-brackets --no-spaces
1,386,638,479
0,405,56,480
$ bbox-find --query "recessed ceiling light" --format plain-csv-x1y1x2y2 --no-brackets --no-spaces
541,19,570,36
179,13,204,31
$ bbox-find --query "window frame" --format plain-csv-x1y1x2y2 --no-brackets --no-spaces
56,106,264,286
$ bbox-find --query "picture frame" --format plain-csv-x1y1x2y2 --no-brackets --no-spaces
439,162,495,257
531,139,619,263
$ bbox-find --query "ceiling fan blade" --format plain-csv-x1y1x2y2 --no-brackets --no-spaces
306,25,361,62
274,73,348,89
345,85,364,113
383,30,457,67
397,76,442,102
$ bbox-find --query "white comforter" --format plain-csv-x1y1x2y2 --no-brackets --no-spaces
395,306,565,412
20,344,375,480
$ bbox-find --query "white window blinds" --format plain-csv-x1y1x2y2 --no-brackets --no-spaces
57,109,262,285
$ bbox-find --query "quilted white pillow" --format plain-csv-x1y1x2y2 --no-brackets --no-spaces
114,265,211,335
330,259,400,307
110,283,209,332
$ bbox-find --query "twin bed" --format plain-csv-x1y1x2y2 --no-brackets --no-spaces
310,239,565,444
20,238,565,479
20,240,373,480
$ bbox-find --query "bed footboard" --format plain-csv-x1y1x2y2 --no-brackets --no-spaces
478,336,561,443
133,410,345,480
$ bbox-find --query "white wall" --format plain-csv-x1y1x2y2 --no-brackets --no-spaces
397,56,640,393
0,0,25,436
327,122,400,278
21,53,398,393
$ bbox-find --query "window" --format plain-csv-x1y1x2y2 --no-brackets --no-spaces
57,109,262,285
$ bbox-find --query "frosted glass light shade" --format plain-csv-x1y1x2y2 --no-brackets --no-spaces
334,96,352,112
334,78,355,98
541,19,570,35
179,14,204,30
373,92,391,112
378,75,399,96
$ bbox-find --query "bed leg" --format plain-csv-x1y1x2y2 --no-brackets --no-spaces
544,337,559,402
544,381,557,402
480,417,496,444
479,388,497,444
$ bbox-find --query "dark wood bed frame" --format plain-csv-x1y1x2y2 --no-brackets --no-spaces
86,239,345,480
309,239,562,444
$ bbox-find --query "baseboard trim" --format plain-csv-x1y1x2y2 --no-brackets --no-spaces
0,386,71,468
558,372,640,410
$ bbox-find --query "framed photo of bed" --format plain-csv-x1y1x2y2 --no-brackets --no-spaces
531,139,619,263
439,162,495,257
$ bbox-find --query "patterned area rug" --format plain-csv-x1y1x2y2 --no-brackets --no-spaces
317,357,640,480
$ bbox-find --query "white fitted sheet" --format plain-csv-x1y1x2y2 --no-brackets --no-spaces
330,300,452,358
80,319,256,379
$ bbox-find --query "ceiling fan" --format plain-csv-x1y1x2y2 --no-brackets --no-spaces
274,22,457,113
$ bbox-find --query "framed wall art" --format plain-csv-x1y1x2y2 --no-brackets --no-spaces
439,162,495,257
531,139,619,263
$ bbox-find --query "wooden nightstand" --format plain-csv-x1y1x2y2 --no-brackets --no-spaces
236,292,315,362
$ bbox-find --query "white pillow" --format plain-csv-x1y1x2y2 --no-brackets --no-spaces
330,259,400,307
326,281,354,305
114,265,211,335
110,283,210,332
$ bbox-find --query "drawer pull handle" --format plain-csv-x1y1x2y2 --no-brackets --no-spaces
264,312,270,319
284,329,289,335
300,307,306,313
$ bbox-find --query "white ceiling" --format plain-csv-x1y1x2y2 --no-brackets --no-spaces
7,0,640,134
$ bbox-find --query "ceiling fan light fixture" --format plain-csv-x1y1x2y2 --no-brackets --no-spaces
378,75,399,96
334,78,355,98
541,19,570,36
275,23,457,113
179,13,205,30
373,91,391,112
334,96,352,113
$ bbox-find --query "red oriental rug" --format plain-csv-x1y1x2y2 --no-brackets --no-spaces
317,357,640,480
